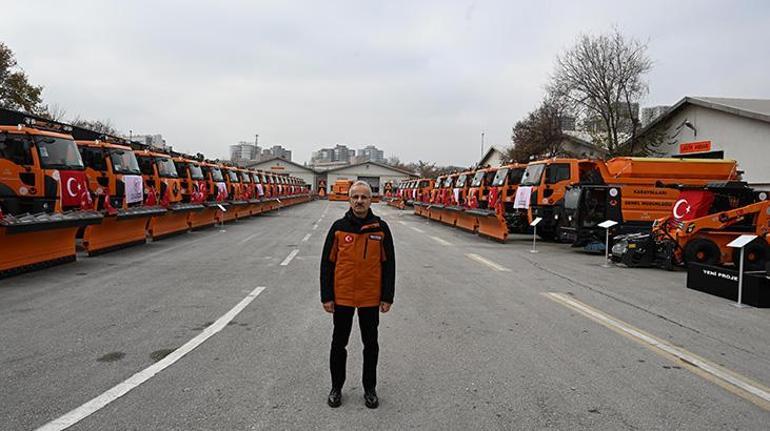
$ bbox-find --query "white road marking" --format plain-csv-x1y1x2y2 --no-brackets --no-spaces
36,287,267,431
545,292,770,410
301,233,312,242
430,236,452,246
238,232,259,244
466,253,511,272
410,226,425,233
280,249,300,266
398,221,408,225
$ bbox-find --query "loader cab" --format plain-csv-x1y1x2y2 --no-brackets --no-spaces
134,150,182,207
1,111,89,214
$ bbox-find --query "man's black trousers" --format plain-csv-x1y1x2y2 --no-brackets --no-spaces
330,305,379,391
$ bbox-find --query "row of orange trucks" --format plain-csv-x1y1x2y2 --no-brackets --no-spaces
0,108,311,278
385,156,770,271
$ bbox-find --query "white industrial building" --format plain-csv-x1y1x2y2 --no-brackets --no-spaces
637,97,770,189
245,157,318,191
324,161,416,195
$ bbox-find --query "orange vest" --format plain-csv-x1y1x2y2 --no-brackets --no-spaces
329,223,385,307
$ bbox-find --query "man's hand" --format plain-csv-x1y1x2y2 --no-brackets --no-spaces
323,301,335,313
380,302,391,313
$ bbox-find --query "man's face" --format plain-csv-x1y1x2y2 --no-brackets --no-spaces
349,184,371,217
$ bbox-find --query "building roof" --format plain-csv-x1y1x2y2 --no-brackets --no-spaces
244,157,317,173
638,96,770,136
479,145,507,166
324,160,417,177
562,131,609,156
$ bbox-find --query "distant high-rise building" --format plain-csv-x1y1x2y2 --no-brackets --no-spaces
230,142,257,162
132,134,170,151
357,145,385,163
268,145,292,160
312,144,355,166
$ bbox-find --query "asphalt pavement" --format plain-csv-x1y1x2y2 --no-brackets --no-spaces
1,200,769,430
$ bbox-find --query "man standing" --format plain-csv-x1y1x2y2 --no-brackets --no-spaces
320,181,395,409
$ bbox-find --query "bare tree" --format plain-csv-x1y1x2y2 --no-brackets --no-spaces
548,30,652,155
508,98,566,162
71,116,120,136
39,103,67,121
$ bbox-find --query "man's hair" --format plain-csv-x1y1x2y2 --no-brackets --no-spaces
349,180,372,197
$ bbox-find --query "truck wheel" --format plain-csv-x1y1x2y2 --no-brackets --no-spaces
683,238,721,266
732,238,768,271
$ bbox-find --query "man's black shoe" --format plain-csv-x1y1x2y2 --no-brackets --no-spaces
364,390,379,409
327,388,342,408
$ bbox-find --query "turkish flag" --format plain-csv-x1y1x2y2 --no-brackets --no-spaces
59,171,90,208
672,190,715,221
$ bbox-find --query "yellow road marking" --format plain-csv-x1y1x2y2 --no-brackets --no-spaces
544,292,770,411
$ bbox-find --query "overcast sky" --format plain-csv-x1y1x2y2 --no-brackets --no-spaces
4,0,770,165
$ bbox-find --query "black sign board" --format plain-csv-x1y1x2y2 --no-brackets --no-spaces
687,263,770,307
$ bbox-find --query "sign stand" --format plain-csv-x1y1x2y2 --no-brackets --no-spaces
598,220,619,267
530,217,542,253
726,234,758,308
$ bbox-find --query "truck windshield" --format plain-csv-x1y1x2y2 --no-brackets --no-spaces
521,164,545,186
471,171,486,187
434,178,443,188
455,174,468,188
228,170,239,182
443,177,454,188
241,172,251,183
36,137,84,169
188,163,204,180
209,167,224,182
492,168,508,186
156,158,178,178
252,173,261,183
419,180,430,188
109,150,141,174
509,168,525,184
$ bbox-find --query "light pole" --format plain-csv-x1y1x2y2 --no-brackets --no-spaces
480,132,485,159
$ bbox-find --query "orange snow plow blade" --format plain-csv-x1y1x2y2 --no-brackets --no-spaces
148,204,202,239
471,209,509,242
439,206,460,227
81,207,166,255
0,211,103,277
455,210,478,233
428,205,443,222
189,205,220,230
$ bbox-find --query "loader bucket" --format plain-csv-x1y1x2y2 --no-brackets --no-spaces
1,210,103,277
189,205,219,230
455,210,478,233
470,209,509,242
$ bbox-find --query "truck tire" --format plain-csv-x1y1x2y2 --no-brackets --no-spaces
732,238,768,271
683,238,721,266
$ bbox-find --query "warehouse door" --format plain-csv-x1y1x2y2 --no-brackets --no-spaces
357,176,380,194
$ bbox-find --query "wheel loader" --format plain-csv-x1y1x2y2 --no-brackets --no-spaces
612,181,769,270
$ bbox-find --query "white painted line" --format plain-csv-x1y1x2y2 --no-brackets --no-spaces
301,233,312,242
466,253,511,272
280,249,300,266
398,221,408,225
238,232,259,244
544,292,770,410
37,287,267,431
312,224,319,230
410,226,425,233
430,236,452,246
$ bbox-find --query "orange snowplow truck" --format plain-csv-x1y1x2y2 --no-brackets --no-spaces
171,155,221,229
134,144,202,238
559,157,740,247
72,127,166,255
1,109,103,276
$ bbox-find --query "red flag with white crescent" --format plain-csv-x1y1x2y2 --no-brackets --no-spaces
672,190,715,221
59,171,90,208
